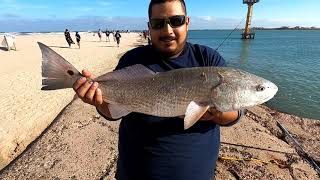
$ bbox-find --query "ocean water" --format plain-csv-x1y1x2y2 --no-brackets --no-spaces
188,30,320,120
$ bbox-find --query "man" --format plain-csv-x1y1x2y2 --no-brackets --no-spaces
73,0,243,179
115,31,122,47
105,30,110,42
64,29,74,48
75,32,81,49
98,29,102,41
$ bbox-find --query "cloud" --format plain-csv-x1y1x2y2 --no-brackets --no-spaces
0,0,16,3
73,7,94,12
1,15,319,32
196,16,215,22
252,18,320,28
0,0,47,11
0,16,148,32
100,2,112,6
190,16,243,29
189,16,320,29
1,13,20,18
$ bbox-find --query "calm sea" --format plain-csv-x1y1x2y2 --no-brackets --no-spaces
188,30,320,120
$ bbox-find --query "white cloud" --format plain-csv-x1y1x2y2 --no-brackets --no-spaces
0,16,148,32
101,2,112,6
252,18,320,28
98,0,113,6
74,7,94,12
0,0,16,3
1,13,20,18
1,15,319,32
0,0,47,11
197,16,215,22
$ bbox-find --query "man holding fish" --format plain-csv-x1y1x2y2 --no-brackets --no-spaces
74,0,240,179
38,0,276,179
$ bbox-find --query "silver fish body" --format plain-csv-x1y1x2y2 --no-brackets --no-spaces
97,66,278,116
38,42,278,129
98,67,220,117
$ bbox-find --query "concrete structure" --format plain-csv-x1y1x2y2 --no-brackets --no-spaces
242,0,259,39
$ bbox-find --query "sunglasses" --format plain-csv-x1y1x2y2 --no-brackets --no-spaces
149,15,186,30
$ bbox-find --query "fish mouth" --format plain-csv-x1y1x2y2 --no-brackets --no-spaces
263,83,278,102
262,95,275,103
261,89,278,103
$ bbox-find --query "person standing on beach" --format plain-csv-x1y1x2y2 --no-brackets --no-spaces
98,29,102,41
73,0,243,179
64,29,74,48
75,32,81,49
114,31,121,47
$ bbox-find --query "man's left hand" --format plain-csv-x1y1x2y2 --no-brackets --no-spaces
199,107,239,126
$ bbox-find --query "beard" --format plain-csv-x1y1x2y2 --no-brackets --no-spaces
152,37,187,58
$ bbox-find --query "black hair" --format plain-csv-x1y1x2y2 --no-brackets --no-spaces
148,0,187,18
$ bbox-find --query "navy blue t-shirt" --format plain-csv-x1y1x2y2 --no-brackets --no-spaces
114,42,226,180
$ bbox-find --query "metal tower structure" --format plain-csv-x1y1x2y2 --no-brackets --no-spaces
242,0,259,39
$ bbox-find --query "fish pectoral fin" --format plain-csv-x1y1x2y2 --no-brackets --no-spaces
184,101,209,130
108,104,131,119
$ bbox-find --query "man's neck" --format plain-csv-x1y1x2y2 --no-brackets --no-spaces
157,43,187,59
169,48,184,59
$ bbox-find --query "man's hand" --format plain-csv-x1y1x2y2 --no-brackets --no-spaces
199,107,239,125
73,70,103,107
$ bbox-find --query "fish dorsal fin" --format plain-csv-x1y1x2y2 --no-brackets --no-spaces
108,104,131,119
184,101,209,130
95,64,156,81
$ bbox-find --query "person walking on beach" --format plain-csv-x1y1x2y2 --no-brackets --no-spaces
75,32,81,49
114,31,121,47
64,29,74,48
98,29,102,41
112,31,116,42
73,0,243,179
105,30,110,42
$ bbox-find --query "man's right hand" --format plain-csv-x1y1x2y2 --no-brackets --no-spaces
73,70,103,107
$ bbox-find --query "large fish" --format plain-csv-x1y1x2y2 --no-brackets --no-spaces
38,42,278,129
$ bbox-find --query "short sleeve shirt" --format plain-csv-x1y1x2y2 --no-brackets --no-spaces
114,42,226,180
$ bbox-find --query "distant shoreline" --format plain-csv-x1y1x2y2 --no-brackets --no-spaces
1,27,320,34
252,26,320,30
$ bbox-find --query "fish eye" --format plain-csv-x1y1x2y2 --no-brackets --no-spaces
256,85,265,91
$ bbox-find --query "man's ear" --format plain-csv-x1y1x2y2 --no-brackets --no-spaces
147,22,151,31
186,16,190,30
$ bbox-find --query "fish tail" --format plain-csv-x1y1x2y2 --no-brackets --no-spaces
38,42,82,90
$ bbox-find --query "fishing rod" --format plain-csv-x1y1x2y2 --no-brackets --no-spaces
276,121,320,176
215,17,246,51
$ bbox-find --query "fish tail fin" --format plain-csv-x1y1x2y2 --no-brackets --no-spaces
38,42,82,90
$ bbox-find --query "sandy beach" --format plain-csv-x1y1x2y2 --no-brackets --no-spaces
0,33,319,179
0,32,142,170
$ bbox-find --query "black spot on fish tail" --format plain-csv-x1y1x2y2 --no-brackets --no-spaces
67,70,74,76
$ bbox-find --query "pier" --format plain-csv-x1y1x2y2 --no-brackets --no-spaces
242,0,259,39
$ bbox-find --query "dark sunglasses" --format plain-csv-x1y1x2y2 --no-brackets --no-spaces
149,15,186,30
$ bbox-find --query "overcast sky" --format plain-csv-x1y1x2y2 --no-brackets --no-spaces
1,0,320,32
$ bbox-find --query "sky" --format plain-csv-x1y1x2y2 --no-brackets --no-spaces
1,0,320,32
